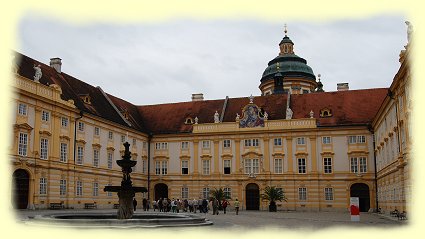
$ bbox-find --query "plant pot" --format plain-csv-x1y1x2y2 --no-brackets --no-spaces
269,202,277,212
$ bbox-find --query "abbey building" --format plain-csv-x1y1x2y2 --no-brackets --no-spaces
10,27,411,214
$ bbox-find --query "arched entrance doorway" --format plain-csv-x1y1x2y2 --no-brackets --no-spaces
154,183,168,201
245,183,260,210
12,169,30,209
350,183,370,212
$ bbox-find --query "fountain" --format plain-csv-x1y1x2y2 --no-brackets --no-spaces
22,142,213,228
104,142,146,219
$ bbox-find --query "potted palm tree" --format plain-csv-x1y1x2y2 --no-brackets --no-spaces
210,188,231,210
261,186,287,212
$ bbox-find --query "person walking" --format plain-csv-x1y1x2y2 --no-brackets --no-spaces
133,198,138,212
234,198,240,215
212,198,219,215
158,198,163,212
222,199,229,214
142,198,147,211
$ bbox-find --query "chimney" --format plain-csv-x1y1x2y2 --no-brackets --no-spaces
337,83,349,91
50,57,62,73
192,93,204,101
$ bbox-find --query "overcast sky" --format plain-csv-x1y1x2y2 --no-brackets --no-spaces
17,14,407,105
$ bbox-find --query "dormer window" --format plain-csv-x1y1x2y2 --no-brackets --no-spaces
185,117,194,125
79,94,91,104
320,108,332,118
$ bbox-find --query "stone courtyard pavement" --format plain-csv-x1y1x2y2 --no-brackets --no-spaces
14,208,407,231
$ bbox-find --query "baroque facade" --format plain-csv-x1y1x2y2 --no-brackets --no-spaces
10,29,411,214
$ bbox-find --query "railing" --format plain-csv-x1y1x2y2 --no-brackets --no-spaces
192,118,316,133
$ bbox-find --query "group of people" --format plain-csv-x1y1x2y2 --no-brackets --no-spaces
132,197,241,215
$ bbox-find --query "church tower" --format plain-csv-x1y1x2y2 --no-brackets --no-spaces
259,25,320,95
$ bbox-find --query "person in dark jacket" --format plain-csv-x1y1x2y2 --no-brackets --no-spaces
133,198,137,211
142,198,148,211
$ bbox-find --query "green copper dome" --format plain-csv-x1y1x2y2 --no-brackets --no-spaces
260,54,316,82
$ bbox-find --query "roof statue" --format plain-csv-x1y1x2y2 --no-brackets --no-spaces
310,110,314,118
405,21,413,43
33,64,42,82
264,111,268,120
214,111,220,123
194,117,198,124
286,90,293,120
249,94,254,104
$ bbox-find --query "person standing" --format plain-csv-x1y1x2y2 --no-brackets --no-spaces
133,198,138,212
212,198,219,215
193,198,198,213
234,198,240,215
142,198,147,211
158,198,163,212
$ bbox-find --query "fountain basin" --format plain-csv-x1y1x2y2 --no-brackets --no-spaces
25,212,213,228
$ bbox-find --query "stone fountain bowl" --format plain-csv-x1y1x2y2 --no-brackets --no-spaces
25,212,213,228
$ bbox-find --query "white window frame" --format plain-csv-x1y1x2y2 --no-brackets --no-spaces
60,179,67,196
132,138,137,146
223,159,231,174
18,132,28,156
60,143,68,163
181,160,189,175
39,177,47,195
298,187,307,201
76,146,84,165
244,158,259,174
41,110,50,122
40,138,49,160
323,157,332,174
181,141,189,149
244,139,252,147
324,187,334,201
107,183,112,197
107,152,113,169
181,187,189,199
224,187,231,199
298,158,306,174
155,161,161,175
108,131,113,140
202,159,210,175
322,136,331,144
252,139,259,147
93,182,99,196
297,137,305,145
202,188,210,199
121,135,126,143
161,161,168,175
18,103,27,116
94,127,100,136
78,121,85,131
93,149,99,167
274,158,283,174
274,138,282,146
223,139,231,148
202,140,210,149
61,117,68,127
76,181,83,196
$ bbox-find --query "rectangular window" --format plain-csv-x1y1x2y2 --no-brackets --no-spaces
181,187,189,199
93,182,99,196
359,157,367,173
143,142,147,149
224,187,231,199
348,136,357,144
77,146,84,165
93,149,99,167
94,127,100,136
274,138,282,146
223,139,231,148
40,138,49,160
297,137,305,145
61,117,68,127
298,158,306,174
18,132,28,156
107,152,113,169
357,135,366,143
60,179,67,196
60,143,68,163
78,122,84,131
181,141,189,149
155,142,168,150
298,187,307,201
202,188,210,199
202,140,210,149
161,161,168,175
108,131,113,140
18,103,27,116
121,135,126,143
348,135,366,144
253,139,259,147
350,157,359,173
202,159,210,175
244,158,259,174
325,187,334,201
274,158,283,174
323,157,332,174
155,161,161,175
322,136,331,144
76,181,83,196
41,110,50,122
181,160,189,175
244,139,252,147
142,159,146,174
223,159,231,174
107,183,112,197
39,178,47,195
132,138,137,146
